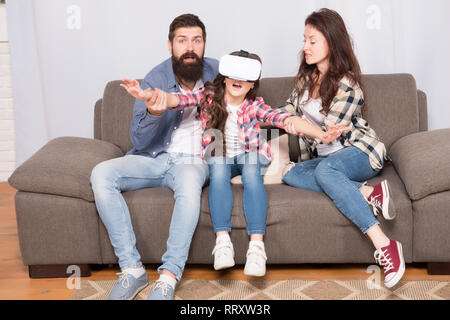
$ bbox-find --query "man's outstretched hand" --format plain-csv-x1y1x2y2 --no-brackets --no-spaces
121,78,168,116
120,78,148,100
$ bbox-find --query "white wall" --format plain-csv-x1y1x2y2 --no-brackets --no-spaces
0,4,15,181
5,0,450,173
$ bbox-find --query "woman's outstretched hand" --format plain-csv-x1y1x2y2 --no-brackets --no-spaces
321,123,351,144
283,115,351,143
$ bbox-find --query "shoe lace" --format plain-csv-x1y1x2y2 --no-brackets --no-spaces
374,249,394,273
367,194,382,216
246,246,267,264
212,242,233,258
154,281,171,296
116,272,130,289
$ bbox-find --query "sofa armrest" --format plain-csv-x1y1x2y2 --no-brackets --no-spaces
8,137,124,202
390,128,450,200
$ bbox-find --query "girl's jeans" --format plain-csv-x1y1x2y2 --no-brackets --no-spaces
207,152,270,235
281,146,381,234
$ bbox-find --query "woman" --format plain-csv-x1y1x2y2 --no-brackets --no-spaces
281,8,404,288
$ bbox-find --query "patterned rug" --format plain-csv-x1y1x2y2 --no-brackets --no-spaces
70,279,450,300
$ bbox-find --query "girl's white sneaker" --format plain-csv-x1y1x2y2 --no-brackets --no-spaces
244,243,267,277
212,241,235,270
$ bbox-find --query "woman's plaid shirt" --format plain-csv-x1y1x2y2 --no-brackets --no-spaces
174,88,291,161
279,76,387,170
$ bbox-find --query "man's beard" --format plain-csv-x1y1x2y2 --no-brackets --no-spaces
172,51,204,83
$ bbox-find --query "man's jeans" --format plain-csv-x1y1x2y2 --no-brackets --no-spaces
281,146,381,234
207,152,270,235
90,152,208,280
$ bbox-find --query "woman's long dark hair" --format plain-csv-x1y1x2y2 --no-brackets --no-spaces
295,8,364,114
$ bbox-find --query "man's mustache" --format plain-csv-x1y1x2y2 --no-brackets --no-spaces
179,52,200,61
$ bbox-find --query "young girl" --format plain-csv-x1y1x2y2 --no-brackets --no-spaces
280,9,404,288
121,51,348,277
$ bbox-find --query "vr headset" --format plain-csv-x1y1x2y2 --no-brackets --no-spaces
219,50,262,82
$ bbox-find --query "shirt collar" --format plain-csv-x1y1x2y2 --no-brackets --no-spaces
165,58,178,91
178,79,204,93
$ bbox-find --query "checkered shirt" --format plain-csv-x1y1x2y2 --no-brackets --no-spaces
174,88,291,161
279,76,387,170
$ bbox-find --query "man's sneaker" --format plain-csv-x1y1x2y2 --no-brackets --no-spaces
244,244,267,277
107,271,148,300
212,240,235,270
147,281,175,300
374,240,405,288
367,180,397,220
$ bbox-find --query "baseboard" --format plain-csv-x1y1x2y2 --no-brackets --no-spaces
427,262,450,275
28,264,91,279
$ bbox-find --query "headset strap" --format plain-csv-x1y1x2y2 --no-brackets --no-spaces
238,50,249,58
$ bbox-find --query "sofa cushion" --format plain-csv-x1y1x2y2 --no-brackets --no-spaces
361,74,420,151
390,128,450,200
95,163,413,265
257,77,296,108
101,80,136,154
197,163,413,264
8,137,124,202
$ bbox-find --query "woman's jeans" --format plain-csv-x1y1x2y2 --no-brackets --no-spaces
281,146,381,234
207,152,270,235
90,152,208,280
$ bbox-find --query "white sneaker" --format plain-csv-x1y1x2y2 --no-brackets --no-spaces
244,244,267,277
212,241,235,270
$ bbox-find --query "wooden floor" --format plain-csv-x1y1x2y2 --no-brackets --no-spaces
1,182,449,300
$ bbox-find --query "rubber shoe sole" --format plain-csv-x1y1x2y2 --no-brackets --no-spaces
244,264,266,277
381,180,397,220
214,256,235,270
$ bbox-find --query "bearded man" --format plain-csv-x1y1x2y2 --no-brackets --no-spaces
90,14,219,300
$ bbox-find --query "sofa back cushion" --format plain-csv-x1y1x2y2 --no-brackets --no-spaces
100,80,135,153
98,74,420,154
361,74,420,151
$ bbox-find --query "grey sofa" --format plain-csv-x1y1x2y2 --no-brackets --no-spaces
8,74,450,278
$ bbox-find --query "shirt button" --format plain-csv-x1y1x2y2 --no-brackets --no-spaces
174,127,177,130
152,152,156,155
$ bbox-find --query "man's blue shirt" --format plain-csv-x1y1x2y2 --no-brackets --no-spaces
127,57,219,157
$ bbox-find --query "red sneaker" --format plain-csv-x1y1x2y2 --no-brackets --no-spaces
374,240,405,288
367,180,396,220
